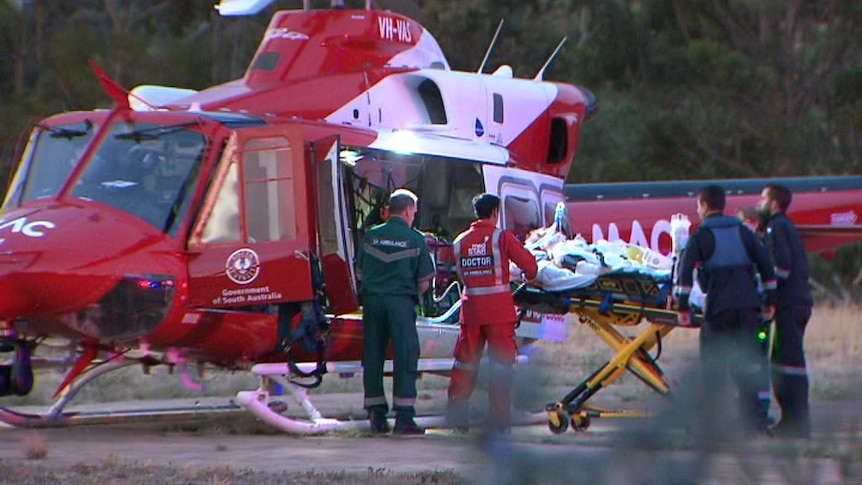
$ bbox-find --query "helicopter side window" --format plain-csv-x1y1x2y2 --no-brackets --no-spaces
503,195,541,240
243,138,296,243
199,161,241,244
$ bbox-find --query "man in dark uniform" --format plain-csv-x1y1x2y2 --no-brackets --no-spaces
675,185,777,437
357,188,434,435
447,193,538,433
759,184,814,438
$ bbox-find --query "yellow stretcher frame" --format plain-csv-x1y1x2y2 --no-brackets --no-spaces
513,282,701,434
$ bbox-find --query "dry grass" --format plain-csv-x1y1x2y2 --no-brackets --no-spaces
531,303,862,401
805,304,862,363
0,461,465,485
5,304,860,412
21,431,50,460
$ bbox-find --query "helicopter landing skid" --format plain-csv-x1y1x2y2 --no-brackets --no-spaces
237,360,455,434
238,358,544,435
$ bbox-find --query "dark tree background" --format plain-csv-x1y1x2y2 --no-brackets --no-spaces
1,0,859,296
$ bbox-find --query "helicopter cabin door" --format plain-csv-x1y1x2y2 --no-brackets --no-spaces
187,126,313,308
311,136,359,315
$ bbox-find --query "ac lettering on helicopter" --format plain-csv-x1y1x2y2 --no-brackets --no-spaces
377,16,412,43
0,217,56,238
591,218,672,254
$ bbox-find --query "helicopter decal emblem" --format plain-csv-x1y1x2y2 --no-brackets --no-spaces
225,248,260,285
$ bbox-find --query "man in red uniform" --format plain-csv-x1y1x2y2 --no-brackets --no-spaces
446,193,539,433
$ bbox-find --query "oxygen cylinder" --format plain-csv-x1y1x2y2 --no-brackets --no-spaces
670,213,691,255
553,201,566,232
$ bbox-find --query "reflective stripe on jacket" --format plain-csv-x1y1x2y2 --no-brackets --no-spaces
454,219,538,325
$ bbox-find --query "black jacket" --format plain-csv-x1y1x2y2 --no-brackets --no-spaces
675,213,777,319
764,212,813,308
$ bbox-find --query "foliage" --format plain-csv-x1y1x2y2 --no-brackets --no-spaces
0,0,858,284
1,0,859,181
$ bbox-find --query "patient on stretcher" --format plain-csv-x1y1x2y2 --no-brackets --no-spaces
516,221,674,293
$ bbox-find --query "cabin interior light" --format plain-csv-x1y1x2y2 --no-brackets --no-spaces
338,149,363,166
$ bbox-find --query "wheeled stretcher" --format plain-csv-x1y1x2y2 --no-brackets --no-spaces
513,270,702,434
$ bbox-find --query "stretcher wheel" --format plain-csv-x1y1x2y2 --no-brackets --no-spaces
570,413,590,432
547,409,569,434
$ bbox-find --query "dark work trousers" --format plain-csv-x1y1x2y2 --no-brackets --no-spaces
362,294,420,423
771,304,811,433
699,308,766,436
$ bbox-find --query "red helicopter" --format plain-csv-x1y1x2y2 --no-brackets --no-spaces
0,0,859,433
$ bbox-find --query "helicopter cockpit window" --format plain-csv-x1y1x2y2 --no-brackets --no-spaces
2,120,96,210
69,122,207,234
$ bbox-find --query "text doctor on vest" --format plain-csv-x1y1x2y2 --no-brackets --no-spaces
356,188,435,435
447,193,539,432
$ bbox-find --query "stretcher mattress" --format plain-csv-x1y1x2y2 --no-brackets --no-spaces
515,269,670,312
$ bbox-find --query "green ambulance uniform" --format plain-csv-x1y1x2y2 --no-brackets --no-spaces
357,216,434,423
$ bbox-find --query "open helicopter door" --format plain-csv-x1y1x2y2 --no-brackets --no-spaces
187,125,314,308
311,136,359,314
483,164,569,343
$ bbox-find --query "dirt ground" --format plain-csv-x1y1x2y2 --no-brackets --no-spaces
2,391,862,485
3,311,862,484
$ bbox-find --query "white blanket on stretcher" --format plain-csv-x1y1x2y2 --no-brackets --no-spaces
514,231,675,292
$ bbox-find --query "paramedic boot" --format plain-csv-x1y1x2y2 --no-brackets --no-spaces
393,406,424,435
772,373,810,439
393,420,425,435
446,401,470,434
369,414,390,434
367,406,390,434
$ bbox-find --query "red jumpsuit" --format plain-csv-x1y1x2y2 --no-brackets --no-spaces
447,219,538,429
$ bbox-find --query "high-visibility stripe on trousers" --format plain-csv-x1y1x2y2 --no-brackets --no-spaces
362,294,419,419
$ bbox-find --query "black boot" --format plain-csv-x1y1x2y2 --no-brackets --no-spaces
393,405,424,435
393,419,425,435
369,413,390,434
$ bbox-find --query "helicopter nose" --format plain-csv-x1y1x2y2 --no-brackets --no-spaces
0,202,180,340
0,251,121,319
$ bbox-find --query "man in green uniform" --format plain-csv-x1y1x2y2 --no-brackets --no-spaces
357,188,434,435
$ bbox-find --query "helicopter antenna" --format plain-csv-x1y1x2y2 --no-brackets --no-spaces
533,36,567,80
477,19,504,74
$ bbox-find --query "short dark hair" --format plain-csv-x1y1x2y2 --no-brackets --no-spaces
698,184,726,211
764,184,792,211
472,193,500,219
388,188,418,215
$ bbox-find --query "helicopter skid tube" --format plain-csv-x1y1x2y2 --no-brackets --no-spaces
0,407,73,428
237,359,543,435
0,355,252,429
237,389,456,434
236,360,455,434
